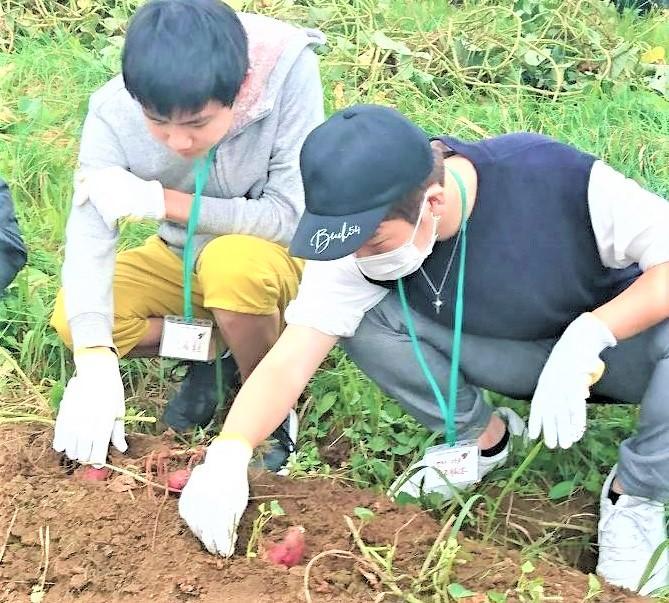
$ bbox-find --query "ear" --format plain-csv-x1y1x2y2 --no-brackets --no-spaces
425,182,446,213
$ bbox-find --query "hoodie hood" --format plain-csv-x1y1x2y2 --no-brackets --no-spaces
229,12,325,136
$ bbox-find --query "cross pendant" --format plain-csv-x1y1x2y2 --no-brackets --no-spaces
432,296,443,314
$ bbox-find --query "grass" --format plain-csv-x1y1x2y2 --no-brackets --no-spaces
1,0,668,598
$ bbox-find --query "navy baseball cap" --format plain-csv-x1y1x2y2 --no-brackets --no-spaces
289,104,433,261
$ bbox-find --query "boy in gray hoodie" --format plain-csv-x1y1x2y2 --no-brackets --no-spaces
50,0,325,471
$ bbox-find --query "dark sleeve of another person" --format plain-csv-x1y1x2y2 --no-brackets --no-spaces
0,179,27,292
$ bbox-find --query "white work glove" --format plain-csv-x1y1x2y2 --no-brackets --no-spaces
179,437,252,556
53,348,127,466
73,166,165,230
529,313,616,449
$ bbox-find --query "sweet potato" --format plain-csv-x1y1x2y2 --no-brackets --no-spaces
265,526,306,568
81,466,111,481
166,469,191,492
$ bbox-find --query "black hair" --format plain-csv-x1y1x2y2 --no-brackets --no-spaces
122,0,249,117
384,143,447,223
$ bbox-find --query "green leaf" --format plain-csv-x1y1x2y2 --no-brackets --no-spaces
394,491,419,505
269,500,285,517
381,405,403,421
548,480,575,500
586,573,602,598
521,560,535,574
584,28,602,47
308,6,336,23
370,459,392,483
638,539,669,592
392,431,411,445
102,17,125,33
315,391,337,417
353,507,375,522
371,30,412,55
17,97,42,120
609,43,640,80
49,381,65,411
367,435,389,452
395,62,415,81
350,452,366,469
390,443,416,455
487,591,507,603
333,36,356,53
523,50,545,67
99,43,122,72
411,69,435,84
447,583,477,598
583,469,602,495
452,37,484,68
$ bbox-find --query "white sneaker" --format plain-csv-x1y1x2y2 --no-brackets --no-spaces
388,407,526,500
596,465,669,596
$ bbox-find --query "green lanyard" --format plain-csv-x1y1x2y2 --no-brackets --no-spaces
397,167,468,446
182,147,216,320
180,147,224,401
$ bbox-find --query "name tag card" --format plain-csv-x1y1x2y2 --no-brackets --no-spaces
423,441,479,485
159,316,215,362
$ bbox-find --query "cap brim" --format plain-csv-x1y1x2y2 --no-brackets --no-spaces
289,204,389,261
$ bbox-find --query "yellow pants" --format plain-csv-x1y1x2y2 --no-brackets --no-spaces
51,235,304,357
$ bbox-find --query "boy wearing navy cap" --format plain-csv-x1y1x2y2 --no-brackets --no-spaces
178,104,669,595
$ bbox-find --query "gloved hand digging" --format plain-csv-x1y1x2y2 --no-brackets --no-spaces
53,347,127,467
179,436,252,556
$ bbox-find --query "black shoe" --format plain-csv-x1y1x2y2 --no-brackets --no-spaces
251,409,299,474
162,353,240,432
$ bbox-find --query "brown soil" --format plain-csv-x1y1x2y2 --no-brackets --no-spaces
317,430,352,470
0,425,644,603
472,487,601,573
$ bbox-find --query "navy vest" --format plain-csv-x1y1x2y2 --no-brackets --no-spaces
375,133,640,340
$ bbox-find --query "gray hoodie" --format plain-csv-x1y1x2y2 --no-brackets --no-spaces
62,13,325,350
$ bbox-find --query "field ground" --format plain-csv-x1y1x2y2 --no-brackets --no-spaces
0,424,648,602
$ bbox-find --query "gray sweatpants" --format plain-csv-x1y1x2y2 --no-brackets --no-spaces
340,293,669,502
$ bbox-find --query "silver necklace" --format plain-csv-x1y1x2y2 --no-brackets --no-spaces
419,228,462,314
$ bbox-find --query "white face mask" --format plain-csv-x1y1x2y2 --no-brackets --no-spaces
355,198,439,281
